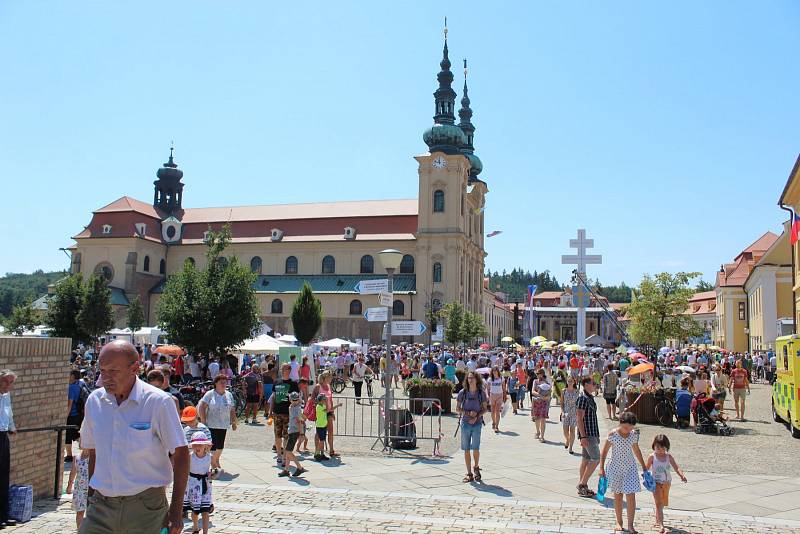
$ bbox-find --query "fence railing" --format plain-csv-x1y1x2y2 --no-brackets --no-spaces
17,425,77,499
332,395,443,455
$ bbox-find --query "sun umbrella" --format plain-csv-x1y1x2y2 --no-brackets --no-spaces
531,336,547,343
153,344,186,356
677,365,696,373
501,336,514,343
432,342,441,346
629,352,646,361
616,345,628,354
480,343,491,350
590,347,603,354
627,362,655,376
659,347,671,353
475,367,492,375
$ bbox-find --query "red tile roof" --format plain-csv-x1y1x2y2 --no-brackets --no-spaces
716,231,779,288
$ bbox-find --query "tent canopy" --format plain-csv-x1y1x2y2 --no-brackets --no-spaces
315,338,356,348
276,334,298,343
232,334,289,354
584,334,604,346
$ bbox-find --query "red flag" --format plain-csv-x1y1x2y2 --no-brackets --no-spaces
792,214,800,245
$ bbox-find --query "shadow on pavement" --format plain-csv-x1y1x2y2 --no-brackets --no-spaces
471,482,513,497
498,431,519,436
216,472,240,482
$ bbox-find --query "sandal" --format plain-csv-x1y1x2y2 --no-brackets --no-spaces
329,451,341,457
462,473,474,483
473,466,482,482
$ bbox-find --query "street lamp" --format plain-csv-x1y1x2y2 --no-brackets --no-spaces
378,249,402,450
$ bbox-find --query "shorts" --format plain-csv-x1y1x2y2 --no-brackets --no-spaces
210,428,227,451
285,432,300,451
66,413,82,444
581,436,600,461
246,394,260,404
712,391,726,401
490,393,503,410
460,421,482,451
509,391,518,403
273,414,290,441
733,388,747,402
603,395,616,405
654,482,671,507
316,426,328,441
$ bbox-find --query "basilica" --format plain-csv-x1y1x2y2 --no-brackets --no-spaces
67,32,513,342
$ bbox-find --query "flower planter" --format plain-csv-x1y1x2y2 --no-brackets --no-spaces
407,382,453,415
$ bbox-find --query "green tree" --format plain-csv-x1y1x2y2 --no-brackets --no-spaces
292,282,323,345
5,301,37,335
442,301,464,347
127,295,145,332
0,270,68,318
45,274,87,346
460,311,488,347
78,274,114,343
627,272,704,348
695,280,715,292
157,226,260,356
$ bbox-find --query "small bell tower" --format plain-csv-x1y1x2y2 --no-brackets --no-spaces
153,146,184,213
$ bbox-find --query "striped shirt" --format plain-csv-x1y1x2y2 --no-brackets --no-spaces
576,392,599,438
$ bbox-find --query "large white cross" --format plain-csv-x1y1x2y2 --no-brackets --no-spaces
561,229,602,346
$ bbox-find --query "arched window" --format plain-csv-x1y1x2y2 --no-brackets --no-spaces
400,255,414,274
250,256,262,274
433,262,442,283
285,256,298,274
393,300,405,316
159,259,166,274
216,256,228,268
143,255,150,272
271,299,283,314
349,299,363,315
322,255,335,274
433,190,445,212
360,255,374,274
95,262,114,283
185,257,195,267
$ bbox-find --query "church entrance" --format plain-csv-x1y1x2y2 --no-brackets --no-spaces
560,326,574,343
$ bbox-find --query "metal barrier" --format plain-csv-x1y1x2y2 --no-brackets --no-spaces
17,425,78,499
331,395,443,455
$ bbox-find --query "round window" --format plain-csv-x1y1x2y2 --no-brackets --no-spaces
166,225,177,239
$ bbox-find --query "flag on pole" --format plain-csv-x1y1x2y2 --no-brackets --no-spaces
486,230,502,238
527,284,537,338
792,214,800,245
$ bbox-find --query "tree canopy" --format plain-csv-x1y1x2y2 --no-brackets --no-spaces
627,272,704,348
156,226,260,356
0,270,68,318
291,282,323,345
78,274,115,343
126,295,145,332
45,274,87,346
4,301,37,335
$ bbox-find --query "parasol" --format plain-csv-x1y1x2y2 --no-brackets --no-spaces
677,365,696,373
480,343,491,350
501,336,514,343
627,362,654,376
153,344,186,356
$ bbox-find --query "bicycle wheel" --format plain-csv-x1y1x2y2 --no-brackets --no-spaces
235,392,246,418
655,400,673,427
332,378,346,394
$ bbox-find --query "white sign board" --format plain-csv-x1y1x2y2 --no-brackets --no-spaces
392,321,427,336
431,324,444,341
355,279,389,295
364,306,388,322
378,291,393,307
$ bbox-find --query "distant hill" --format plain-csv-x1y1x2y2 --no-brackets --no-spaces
486,268,632,303
0,270,68,318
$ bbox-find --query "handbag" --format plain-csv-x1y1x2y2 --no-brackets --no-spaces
303,397,316,421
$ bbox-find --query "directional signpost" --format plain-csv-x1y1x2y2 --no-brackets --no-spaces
392,321,427,336
354,279,389,295
378,291,392,307
364,306,388,322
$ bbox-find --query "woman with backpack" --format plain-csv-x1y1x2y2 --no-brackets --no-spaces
457,370,488,483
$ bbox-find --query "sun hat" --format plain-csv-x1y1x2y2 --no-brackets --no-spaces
180,406,198,422
447,358,454,364
190,431,212,446
289,391,301,401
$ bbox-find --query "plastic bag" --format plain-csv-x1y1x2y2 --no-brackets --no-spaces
596,476,607,503
642,470,656,492
501,399,510,418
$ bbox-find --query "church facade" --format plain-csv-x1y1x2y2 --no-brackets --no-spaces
67,33,491,343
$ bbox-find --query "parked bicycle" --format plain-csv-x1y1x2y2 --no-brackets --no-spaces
654,389,676,427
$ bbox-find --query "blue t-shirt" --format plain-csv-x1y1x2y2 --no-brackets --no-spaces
68,382,81,417
422,361,439,379
444,365,456,382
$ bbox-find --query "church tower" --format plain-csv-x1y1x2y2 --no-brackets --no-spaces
153,147,184,213
416,25,488,315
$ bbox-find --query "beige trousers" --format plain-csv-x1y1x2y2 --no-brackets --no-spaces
78,486,167,534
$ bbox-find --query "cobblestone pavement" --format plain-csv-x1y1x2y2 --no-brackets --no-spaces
10,482,800,533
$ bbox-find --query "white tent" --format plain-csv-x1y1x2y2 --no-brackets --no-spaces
314,338,356,349
106,328,133,342
584,334,605,346
276,334,298,344
232,334,289,354
134,327,166,345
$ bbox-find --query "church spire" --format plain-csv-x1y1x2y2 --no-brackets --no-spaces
458,58,475,152
153,145,185,213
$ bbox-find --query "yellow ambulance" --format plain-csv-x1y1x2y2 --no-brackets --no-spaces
772,335,800,438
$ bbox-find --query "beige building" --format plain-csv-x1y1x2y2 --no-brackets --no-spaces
67,35,490,343
715,232,779,352
482,280,515,344
744,226,793,352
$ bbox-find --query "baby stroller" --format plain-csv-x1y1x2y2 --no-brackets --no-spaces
692,393,733,436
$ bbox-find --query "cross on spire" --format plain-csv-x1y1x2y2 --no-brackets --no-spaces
561,229,602,274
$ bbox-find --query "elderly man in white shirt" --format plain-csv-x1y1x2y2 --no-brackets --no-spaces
79,341,188,534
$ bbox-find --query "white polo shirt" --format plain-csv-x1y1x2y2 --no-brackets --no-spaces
80,378,187,497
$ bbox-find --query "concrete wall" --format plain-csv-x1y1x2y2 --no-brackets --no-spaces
0,337,70,499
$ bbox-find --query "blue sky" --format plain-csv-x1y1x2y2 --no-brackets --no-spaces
1,2,798,287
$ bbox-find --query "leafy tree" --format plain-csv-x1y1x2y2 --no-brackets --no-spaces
127,295,145,332
460,310,488,347
627,272,704,348
5,301,37,335
292,282,323,345
442,301,464,347
0,270,68,318
157,226,260,356
45,274,87,346
424,301,442,347
78,274,114,343
695,280,715,292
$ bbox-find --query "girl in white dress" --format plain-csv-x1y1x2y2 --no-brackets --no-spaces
184,432,214,534
599,411,648,534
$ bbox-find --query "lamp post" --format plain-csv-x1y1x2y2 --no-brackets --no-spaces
378,248,403,450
